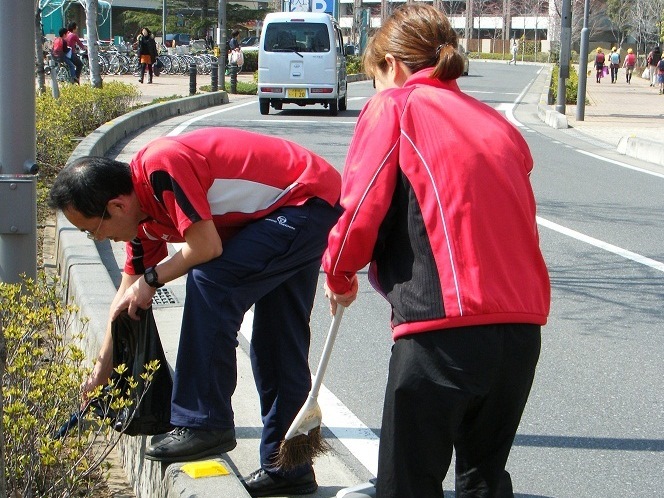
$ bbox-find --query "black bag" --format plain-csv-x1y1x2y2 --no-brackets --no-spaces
153,57,163,76
101,308,173,436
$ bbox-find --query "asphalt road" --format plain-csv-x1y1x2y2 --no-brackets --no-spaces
108,63,664,496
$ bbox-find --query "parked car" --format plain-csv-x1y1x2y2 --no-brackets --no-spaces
240,36,259,47
165,33,191,46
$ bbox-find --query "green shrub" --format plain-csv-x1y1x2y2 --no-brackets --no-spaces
550,64,581,105
243,50,258,72
346,55,363,75
0,274,162,497
36,82,139,183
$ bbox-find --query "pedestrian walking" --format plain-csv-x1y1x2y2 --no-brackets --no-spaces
609,47,620,83
657,54,664,94
623,48,636,84
323,4,550,498
508,39,518,64
48,127,342,497
136,27,158,84
594,47,605,83
647,45,661,87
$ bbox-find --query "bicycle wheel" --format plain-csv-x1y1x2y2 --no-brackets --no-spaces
157,55,173,75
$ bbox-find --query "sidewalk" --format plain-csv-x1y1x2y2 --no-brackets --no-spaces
101,71,256,104
566,66,663,147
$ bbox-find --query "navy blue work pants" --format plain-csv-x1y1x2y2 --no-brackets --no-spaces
376,324,541,498
170,199,341,471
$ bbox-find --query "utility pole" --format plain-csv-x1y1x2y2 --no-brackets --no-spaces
555,0,572,115
0,0,38,283
218,0,227,90
576,0,590,121
162,0,167,46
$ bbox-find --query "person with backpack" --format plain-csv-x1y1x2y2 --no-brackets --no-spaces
609,47,620,84
594,47,605,83
51,27,77,83
657,54,664,94
623,48,636,84
647,46,661,87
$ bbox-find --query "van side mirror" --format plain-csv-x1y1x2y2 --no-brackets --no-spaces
344,44,355,56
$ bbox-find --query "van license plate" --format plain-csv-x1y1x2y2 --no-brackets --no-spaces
287,89,306,98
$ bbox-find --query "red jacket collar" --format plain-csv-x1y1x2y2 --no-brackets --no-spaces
403,67,461,93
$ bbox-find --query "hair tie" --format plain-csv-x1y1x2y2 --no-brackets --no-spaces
435,44,447,58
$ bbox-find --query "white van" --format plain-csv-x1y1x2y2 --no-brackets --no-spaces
257,12,347,116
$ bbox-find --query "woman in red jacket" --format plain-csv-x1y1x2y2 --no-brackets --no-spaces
323,4,550,497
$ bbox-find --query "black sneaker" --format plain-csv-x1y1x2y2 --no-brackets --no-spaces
145,426,236,463
241,468,317,497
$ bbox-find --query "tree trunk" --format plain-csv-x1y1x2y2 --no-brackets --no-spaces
85,0,103,88
35,7,46,94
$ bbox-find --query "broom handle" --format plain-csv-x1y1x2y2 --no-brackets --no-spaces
309,305,345,399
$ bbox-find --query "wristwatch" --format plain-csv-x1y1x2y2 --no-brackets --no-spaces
144,266,164,288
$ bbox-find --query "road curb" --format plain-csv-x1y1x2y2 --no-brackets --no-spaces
617,136,664,167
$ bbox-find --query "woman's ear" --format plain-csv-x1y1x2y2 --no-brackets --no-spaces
384,53,412,87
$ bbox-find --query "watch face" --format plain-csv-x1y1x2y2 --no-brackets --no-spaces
145,268,159,287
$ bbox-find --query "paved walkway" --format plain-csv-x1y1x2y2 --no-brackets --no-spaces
566,65,663,147
101,71,256,104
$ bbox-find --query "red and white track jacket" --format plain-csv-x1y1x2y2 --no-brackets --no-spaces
323,69,550,339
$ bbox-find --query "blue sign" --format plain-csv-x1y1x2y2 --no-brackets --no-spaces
288,0,337,19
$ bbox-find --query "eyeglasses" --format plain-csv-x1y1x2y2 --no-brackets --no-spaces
85,206,107,240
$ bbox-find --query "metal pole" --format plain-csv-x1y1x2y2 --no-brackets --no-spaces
555,0,572,115
162,0,167,48
229,62,238,94
189,62,197,95
575,0,590,121
0,0,37,283
50,59,60,99
211,61,218,92
218,0,227,91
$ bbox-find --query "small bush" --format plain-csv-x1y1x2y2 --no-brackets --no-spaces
36,82,139,183
346,55,363,75
0,274,162,497
550,64,581,105
242,50,258,72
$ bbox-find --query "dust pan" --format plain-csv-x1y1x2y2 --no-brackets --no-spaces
275,305,345,470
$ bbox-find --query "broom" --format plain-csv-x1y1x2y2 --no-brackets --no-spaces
275,305,345,470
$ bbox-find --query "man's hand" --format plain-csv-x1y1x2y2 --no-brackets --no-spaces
80,356,112,410
111,276,155,320
324,275,359,315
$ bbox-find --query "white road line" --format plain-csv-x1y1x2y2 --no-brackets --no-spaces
576,150,664,179
238,309,380,477
537,216,664,273
236,119,357,125
167,100,257,136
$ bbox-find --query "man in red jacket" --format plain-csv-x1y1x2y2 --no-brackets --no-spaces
49,127,341,496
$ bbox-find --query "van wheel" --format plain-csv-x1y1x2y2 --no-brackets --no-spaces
328,98,338,116
339,92,347,111
259,99,270,115
273,101,282,110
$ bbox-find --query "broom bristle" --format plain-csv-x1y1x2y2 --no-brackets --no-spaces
274,426,331,471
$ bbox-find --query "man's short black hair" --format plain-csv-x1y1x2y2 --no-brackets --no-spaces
48,156,134,218
59,27,68,37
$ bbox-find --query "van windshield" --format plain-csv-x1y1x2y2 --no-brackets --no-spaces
263,22,330,53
